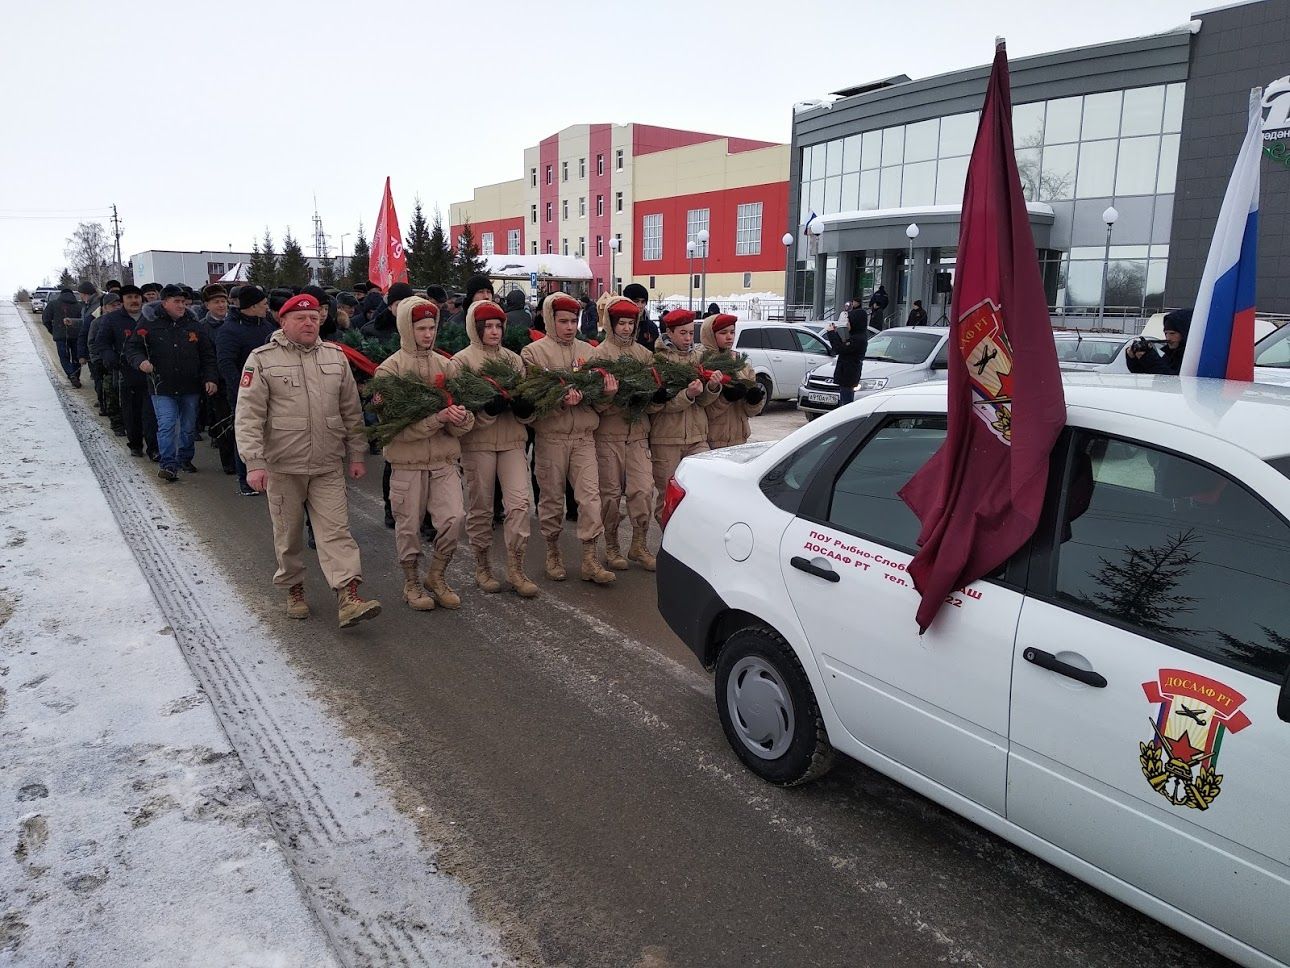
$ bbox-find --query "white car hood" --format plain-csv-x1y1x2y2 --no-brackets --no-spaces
809,358,923,380
687,440,776,464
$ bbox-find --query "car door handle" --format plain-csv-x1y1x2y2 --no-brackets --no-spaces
790,556,839,583
1023,648,1107,688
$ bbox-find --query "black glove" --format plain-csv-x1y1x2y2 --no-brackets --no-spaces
745,385,765,406
721,383,747,402
483,394,510,417
652,386,671,404
510,397,536,420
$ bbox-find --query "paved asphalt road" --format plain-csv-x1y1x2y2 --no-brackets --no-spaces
33,318,1230,968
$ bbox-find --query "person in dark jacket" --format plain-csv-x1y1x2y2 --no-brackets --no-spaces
578,294,598,338
826,317,869,406
82,290,122,419
846,298,868,335
623,283,658,350
95,285,158,457
197,284,237,474
360,282,413,343
49,289,86,386
216,285,276,494
868,285,890,329
906,299,928,327
504,289,534,331
125,284,218,481
1127,308,1191,376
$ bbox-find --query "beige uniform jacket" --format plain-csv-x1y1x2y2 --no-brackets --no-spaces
588,329,658,443
648,343,717,447
445,301,528,453
374,297,474,470
520,334,600,439
699,316,765,449
234,330,366,475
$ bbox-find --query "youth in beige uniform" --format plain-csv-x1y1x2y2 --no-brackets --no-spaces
234,293,381,628
519,293,617,585
699,312,767,449
374,297,473,611
445,300,539,598
588,294,663,571
649,309,722,524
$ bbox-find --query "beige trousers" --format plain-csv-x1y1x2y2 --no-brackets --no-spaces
266,469,362,591
650,441,709,523
534,434,602,543
461,447,531,554
596,436,654,537
389,465,465,563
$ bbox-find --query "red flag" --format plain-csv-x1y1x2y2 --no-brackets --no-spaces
897,43,1066,632
370,176,408,291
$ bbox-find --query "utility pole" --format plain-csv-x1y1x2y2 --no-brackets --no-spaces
110,203,122,273
312,194,328,259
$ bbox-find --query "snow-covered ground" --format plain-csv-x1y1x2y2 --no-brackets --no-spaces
0,303,511,967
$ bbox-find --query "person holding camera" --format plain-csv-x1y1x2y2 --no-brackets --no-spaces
827,314,869,405
1126,308,1191,376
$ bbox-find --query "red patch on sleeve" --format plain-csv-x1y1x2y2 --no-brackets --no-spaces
240,370,254,387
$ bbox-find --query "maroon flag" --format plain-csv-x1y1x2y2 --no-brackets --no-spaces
898,42,1066,632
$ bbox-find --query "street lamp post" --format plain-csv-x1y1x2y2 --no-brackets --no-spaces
904,222,920,326
696,229,710,313
686,240,696,312
808,219,825,318
781,232,793,319
1097,206,1119,327
608,236,621,294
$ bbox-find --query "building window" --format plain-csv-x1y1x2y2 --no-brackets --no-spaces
207,262,225,275
693,273,701,289
579,157,586,178
545,240,553,253
545,202,552,223
562,238,569,256
736,202,763,255
642,214,663,261
615,148,624,170
545,164,552,185
578,237,585,257
530,204,537,224
597,154,604,176
596,235,604,257
561,161,568,182
579,197,586,217
596,195,604,217
648,275,656,288
531,241,538,255
742,272,753,288
531,167,537,187
615,192,623,213
481,232,495,256
686,208,710,244
508,229,520,255
562,199,569,220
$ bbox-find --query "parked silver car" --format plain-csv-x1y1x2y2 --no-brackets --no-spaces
797,327,950,418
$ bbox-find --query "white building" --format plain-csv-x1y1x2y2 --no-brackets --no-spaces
129,250,329,288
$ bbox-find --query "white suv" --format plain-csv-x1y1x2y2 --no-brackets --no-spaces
732,322,833,401
657,376,1290,968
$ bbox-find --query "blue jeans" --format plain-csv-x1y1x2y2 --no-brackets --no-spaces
55,340,81,380
151,394,199,471
839,386,856,406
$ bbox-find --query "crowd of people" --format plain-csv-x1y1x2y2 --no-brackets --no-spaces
37,275,764,629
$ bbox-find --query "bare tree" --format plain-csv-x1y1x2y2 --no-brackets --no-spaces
64,221,113,287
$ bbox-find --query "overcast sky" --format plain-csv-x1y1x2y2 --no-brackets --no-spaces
1,0,1204,293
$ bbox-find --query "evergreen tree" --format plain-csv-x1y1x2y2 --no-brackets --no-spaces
348,224,370,288
426,206,454,288
452,218,489,290
318,256,337,287
404,199,432,287
278,230,311,287
57,267,75,288
248,229,278,288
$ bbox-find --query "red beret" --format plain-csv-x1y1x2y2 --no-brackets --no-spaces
279,294,320,317
410,302,438,322
607,298,640,320
710,313,738,333
472,302,506,324
549,294,581,316
662,309,696,329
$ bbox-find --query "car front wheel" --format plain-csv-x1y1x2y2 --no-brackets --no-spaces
755,374,773,402
714,626,834,785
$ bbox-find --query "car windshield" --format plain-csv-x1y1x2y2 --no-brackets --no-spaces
863,331,941,365
1255,326,1290,368
1054,337,1128,365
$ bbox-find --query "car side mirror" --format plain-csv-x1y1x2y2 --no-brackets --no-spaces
931,358,949,371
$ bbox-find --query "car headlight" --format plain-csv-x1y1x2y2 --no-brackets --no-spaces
856,377,888,391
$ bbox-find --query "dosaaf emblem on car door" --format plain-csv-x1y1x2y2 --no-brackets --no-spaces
1139,669,1252,811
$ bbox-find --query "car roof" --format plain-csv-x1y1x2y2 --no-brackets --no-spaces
872,374,1290,460
1052,332,1131,341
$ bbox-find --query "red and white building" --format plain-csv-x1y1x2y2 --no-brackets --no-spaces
449,123,790,300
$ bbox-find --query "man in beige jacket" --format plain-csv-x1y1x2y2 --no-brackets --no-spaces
699,312,766,449
234,293,381,628
374,297,474,611
649,308,722,524
445,299,538,598
519,292,617,585
588,294,662,571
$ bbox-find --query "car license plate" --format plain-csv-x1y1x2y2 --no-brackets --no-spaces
807,391,839,405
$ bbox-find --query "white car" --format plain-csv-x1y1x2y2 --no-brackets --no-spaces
797,326,949,418
30,287,57,313
1053,332,1134,371
1103,326,1290,386
657,375,1290,968
732,322,834,402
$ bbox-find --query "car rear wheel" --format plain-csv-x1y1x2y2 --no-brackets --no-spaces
714,626,834,785
755,374,773,402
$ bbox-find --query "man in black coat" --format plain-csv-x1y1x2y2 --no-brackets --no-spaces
826,316,869,406
1127,308,1191,376
868,285,890,330
95,285,158,457
124,284,218,482
906,299,929,327
48,289,86,387
215,285,276,494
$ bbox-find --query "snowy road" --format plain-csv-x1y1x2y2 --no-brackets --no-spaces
8,301,1234,968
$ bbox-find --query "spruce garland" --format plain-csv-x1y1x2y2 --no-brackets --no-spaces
699,349,755,386
364,365,518,447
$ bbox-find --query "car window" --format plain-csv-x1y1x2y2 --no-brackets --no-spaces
793,330,830,355
864,331,942,364
826,416,947,550
1255,326,1290,368
761,429,846,514
930,341,950,368
736,328,765,350
765,328,797,352
1052,433,1290,681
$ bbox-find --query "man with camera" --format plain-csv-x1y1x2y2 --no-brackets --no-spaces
1126,308,1191,376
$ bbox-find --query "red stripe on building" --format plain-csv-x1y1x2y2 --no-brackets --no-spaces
631,181,789,276
589,123,613,292
540,135,560,256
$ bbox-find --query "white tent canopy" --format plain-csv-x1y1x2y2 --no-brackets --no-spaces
483,254,592,282
217,262,251,283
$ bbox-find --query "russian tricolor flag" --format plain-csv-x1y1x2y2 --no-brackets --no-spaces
1181,89,1262,381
